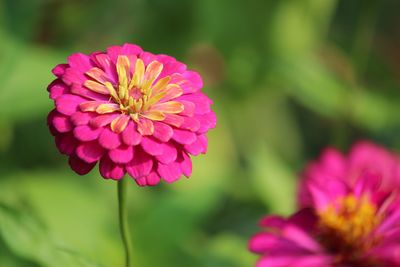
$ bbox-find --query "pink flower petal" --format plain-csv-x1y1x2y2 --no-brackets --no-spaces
172,128,197,145
52,64,68,78
184,134,207,155
99,156,125,180
73,125,102,142
67,53,93,72
179,92,212,115
180,116,200,132
178,100,195,116
152,122,173,142
47,79,69,100
90,113,119,128
155,143,177,164
99,127,121,149
62,68,86,85
93,53,117,83
121,43,143,56
55,94,86,116
145,172,161,186
157,162,182,183
163,114,184,127
51,114,72,133
141,137,163,156
196,111,217,133
68,154,96,175
177,152,192,177
55,132,77,155
135,171,161,186
76,141,105,163
106,46,123,63
70,112,94,126
137,118,154,136
121,122,142,146
182,70,203,92
109,145,134,164
139,51,157,66
71,84,109,101
110,114,130,133
158,59,186,77
126,148,153,178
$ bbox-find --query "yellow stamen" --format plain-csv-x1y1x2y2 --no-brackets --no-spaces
141,110,166,121
96,103,120,114
318,194,382,253
84,58,185,133
130,58,145,88
84,80,110,94
152,101,184,114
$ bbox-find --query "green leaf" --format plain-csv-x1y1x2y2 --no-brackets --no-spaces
247,143,296,215
0,201,104,267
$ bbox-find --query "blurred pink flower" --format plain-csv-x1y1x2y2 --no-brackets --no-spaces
249,142,400,267
47,43,216,186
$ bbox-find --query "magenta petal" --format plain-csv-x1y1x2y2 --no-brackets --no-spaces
196,111,217,133
52,64,68,78
156,143,177,164
99,127,121,149
178,100,195,116
69,154,96,175
249,233,278,253
62,67,86,85
126,148,153,178
182,71,203,92
121,122,142,146
55,94,86,115
67,53,93,72
70,112,94,126
52,114,72,133
106,46,123,63
135,177,148,186
184,134,207,155
172,128,197,145
99,156,125,180
47,80,69,100
139,51,157,66
121,43,143,55
141,137,163,156
76,141,105,163
90,113,119,128
163,114,184,127
177,152,192,177
152,122,173,142
134,172,161,187
145,172,161,186
73,125,102,141
157,162,182,183
179,92,212,115
55,133,77,155
180,116,200,132
109,145,134,164
71,84,109,101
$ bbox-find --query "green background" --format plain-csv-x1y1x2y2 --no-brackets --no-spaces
0,0,399,266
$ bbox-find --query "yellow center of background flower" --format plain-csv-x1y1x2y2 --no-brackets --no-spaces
317,194,382,263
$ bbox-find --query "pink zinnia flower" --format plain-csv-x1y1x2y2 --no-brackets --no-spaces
249,142,400,267
47,43,216,186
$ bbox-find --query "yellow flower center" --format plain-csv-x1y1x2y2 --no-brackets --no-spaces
318,194,382,264
81,55,186,133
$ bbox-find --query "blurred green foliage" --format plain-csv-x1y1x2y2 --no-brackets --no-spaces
1,0,400,266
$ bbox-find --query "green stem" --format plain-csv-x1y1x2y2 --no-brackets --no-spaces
118,178,133,267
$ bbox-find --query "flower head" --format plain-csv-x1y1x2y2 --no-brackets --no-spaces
47,44,216,186
249,142,400,267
